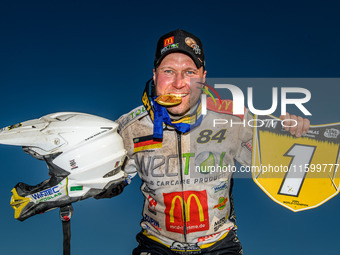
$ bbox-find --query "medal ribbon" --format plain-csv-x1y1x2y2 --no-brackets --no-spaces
151,97,202,139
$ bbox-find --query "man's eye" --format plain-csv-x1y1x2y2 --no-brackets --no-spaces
164,70,173,74
187,70,196,75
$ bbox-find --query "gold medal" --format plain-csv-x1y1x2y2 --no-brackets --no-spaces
155,95,182,106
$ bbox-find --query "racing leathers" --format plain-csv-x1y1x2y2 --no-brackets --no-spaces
117,100,252,253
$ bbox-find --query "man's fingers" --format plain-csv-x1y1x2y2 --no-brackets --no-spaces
302,118,310,136
288,115,298,135
279,113,310,137
295,116,304,137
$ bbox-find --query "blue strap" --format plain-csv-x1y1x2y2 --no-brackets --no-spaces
151,97,203,139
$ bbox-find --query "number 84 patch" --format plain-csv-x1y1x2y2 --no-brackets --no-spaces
252,115,340,212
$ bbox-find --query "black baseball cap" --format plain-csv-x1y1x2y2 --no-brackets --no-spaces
154,29,205,69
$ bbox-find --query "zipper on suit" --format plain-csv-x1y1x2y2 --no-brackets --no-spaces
176,130,187,243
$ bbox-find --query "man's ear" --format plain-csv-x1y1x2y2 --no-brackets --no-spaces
153,68,156,83
203,70,207,83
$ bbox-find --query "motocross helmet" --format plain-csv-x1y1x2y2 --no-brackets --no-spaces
0,112,127,221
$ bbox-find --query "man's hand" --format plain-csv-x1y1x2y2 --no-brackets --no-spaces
279,113,310,138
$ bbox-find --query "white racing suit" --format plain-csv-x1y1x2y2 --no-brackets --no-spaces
117,102,252,254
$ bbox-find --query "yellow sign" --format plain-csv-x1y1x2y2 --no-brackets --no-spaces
252,115,340,212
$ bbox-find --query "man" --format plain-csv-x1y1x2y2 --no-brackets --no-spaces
112,29,309,255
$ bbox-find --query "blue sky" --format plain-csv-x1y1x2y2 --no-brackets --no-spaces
0,1,340,254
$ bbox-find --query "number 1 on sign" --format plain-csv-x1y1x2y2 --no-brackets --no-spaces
278,144,316,197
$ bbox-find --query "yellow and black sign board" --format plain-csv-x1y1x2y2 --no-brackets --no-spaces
252,115,340,212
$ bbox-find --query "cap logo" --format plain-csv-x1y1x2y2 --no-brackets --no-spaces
185,37,201,55
161,43,179,55
164,36,174,47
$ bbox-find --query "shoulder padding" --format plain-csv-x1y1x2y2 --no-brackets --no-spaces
207,98,244,120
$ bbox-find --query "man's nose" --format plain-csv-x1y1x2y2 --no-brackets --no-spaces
172,74,186,89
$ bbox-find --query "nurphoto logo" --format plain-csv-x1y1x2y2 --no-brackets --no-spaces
199,81,312,128
201,84,311,116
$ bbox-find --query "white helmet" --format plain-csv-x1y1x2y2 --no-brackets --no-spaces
0,112,127,221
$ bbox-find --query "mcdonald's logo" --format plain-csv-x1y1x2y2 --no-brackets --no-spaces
164,36,174,47
163,190,209,234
